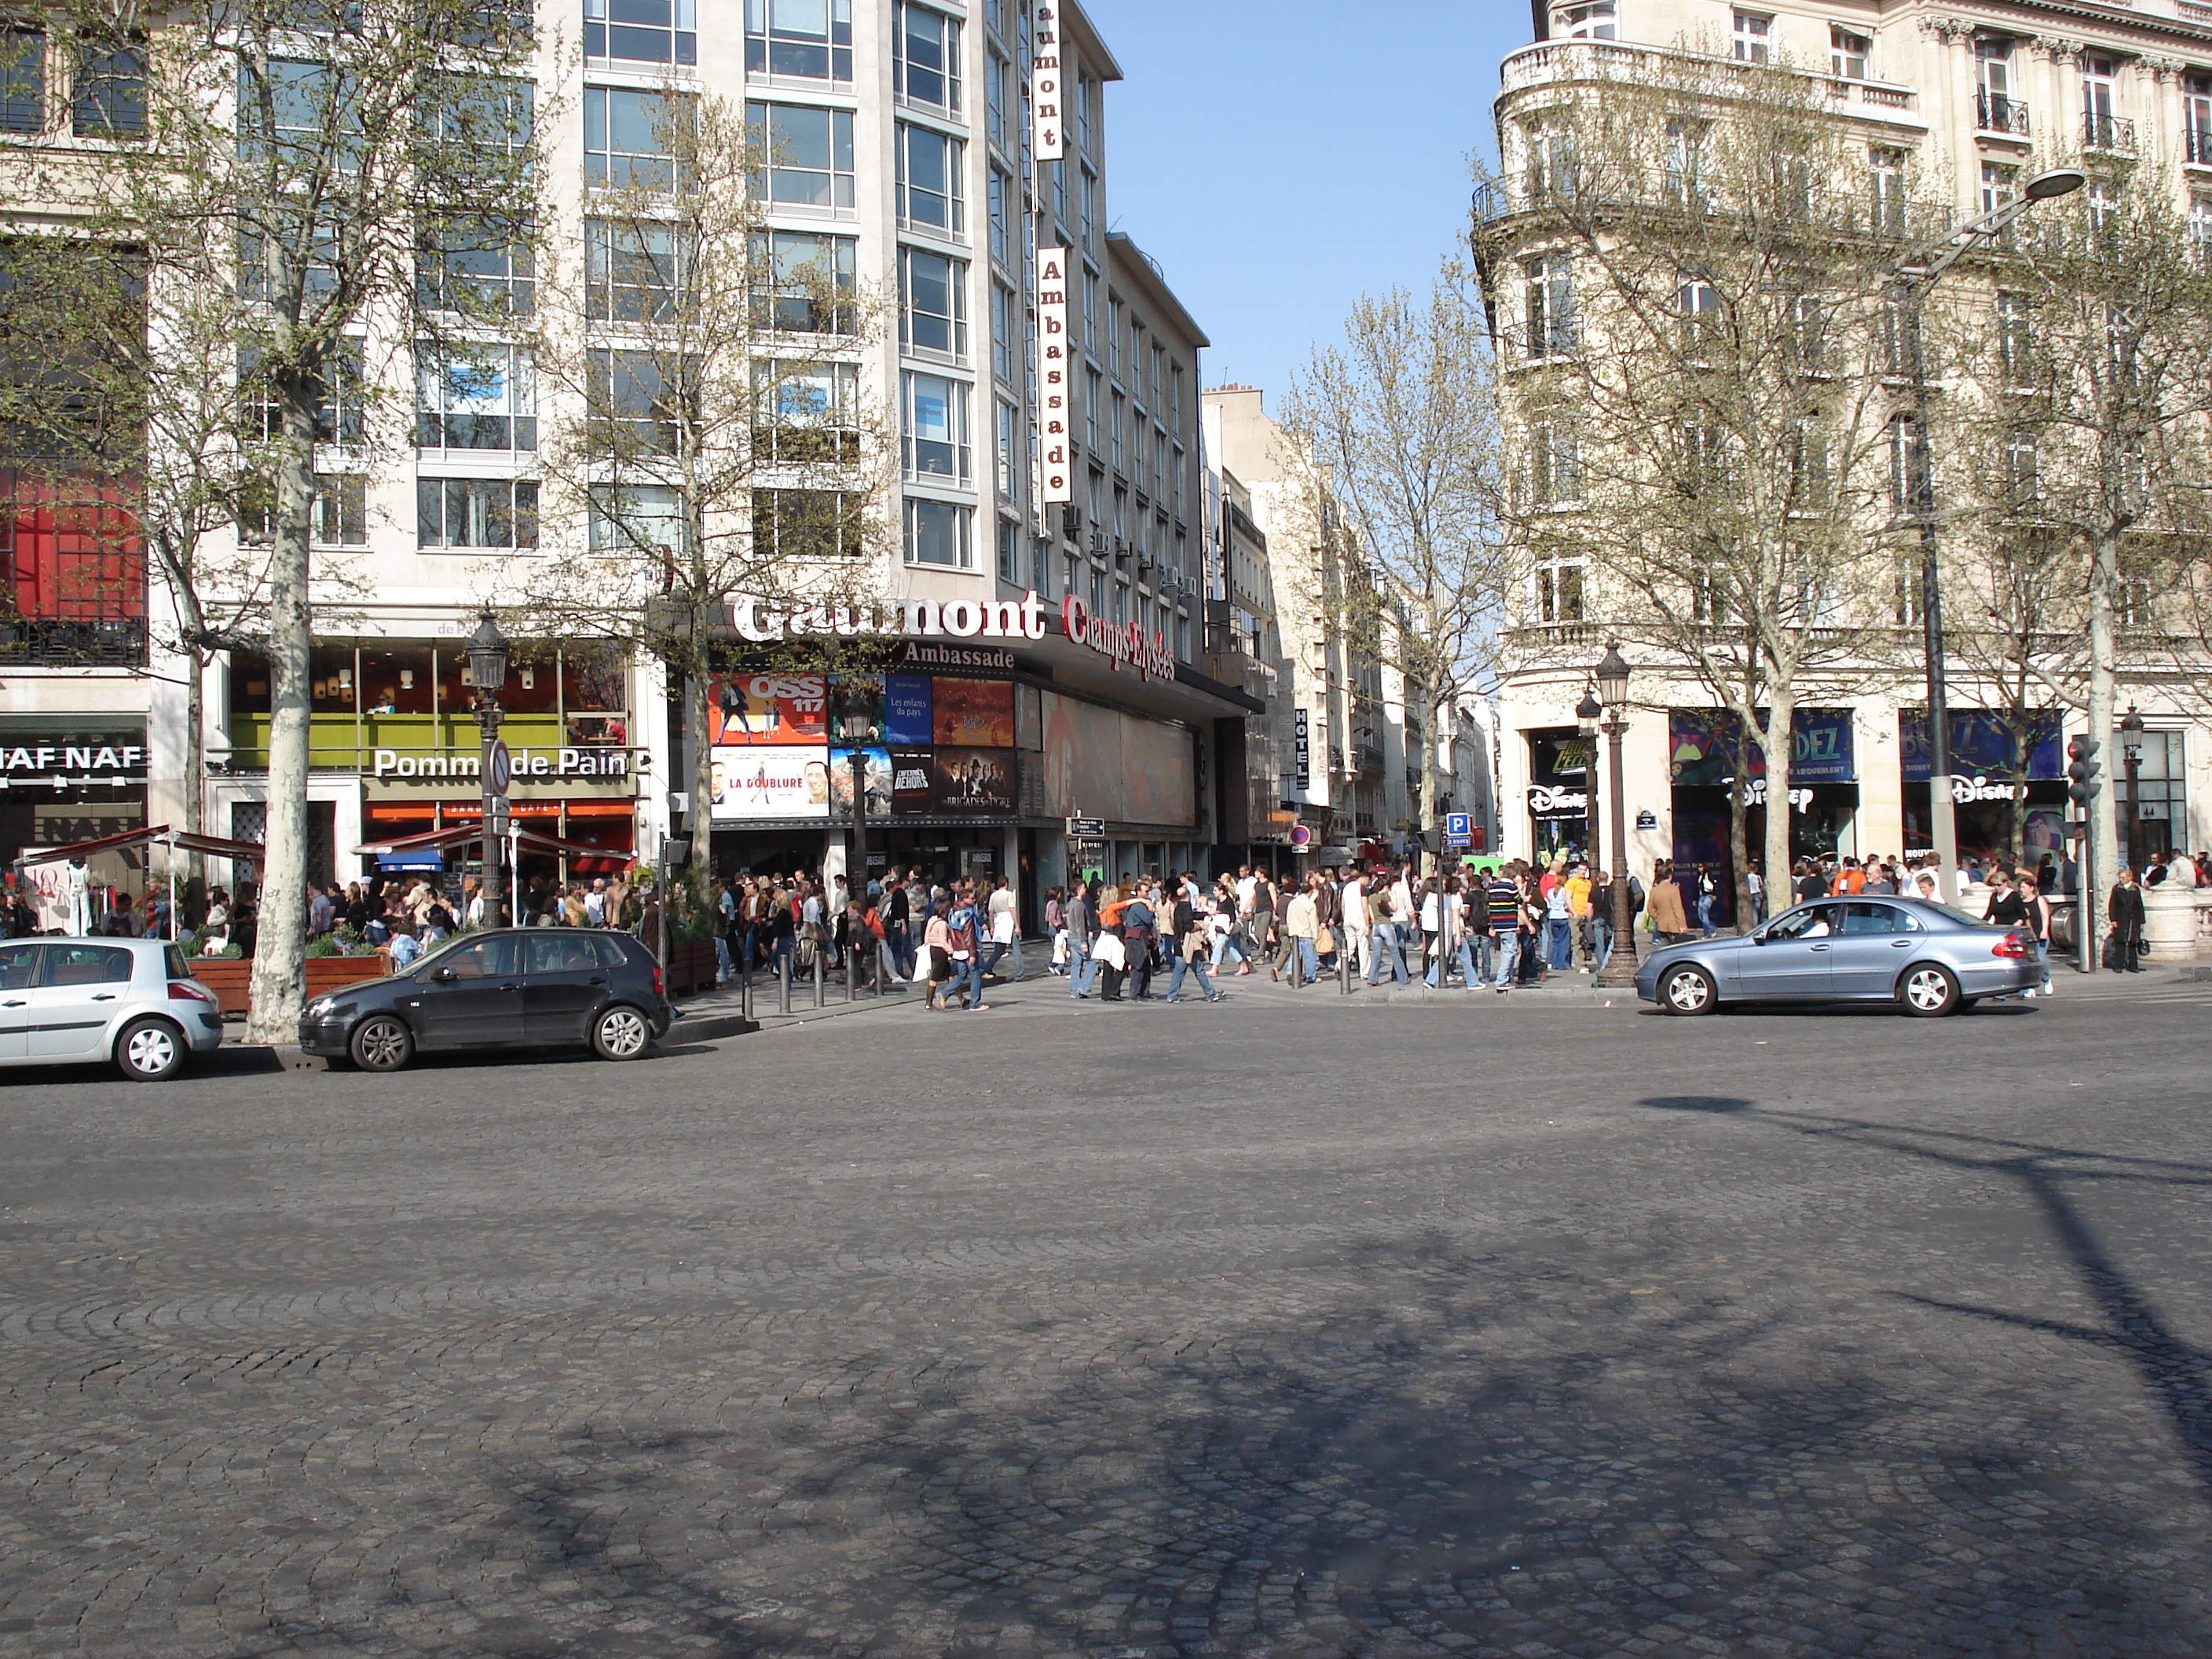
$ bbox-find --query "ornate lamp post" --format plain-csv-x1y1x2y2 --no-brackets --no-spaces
1595,643,1639,990
2121,705,2144,875
1576,687,1602,870
839,679,878,923
463,609,510,928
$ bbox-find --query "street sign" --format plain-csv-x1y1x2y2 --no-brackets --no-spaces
1290,824,1313,849
487,739,512,797
1443,811,1472,848
1068,815,1105,837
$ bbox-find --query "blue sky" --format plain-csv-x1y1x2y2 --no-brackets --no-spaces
1084,0,1529,402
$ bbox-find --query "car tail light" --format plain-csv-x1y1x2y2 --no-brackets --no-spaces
652,965,665,996
168,980,217,1003
1991,932,2030,958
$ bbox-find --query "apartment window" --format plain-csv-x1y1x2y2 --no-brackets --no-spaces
2082,54,2119,150
71,36,145,137
2088,175,2119,235
1887,412,1928,515
585,0,695,67
988,167,1012,265
1520,252,1574,358
1996,291,2032,384
1107,298,1122,375
585,86,691,191
987,51,1008,148
1536,556,1584,622
1976,38,2021,133
1731,11,1771,64
1082,271,1098,348
1830,26,1869,80
1,26,43,133
996,399,1019,500
2191,195,2212,266
749,101,855,210
312,477,367,547
1980,160,2016,219
2001,431,2039,509
1663,117,1706,210
1081,169,1095,248
1526,420,1581,506
749,229,857,333
745,0,852,81
2186,75,2212,166
899,247,968,355
1679,422,1730,497
1554,3,1615,40
1079,74,1097,157
587,349,683,455
1785,291,1825,371
588,482,687,556
584,219,685,322
904,496,972,567
894,2,961,111
1085,369,1101,452
753,360,859,462
419,478,538,549
418,217,535,318
416,343,535,452
1110,390,1125,472
1525,122,1575,205
1786,419,1830,510
1676,274,1718,351
903,371,970,482
753,488,862,560
1870,146,1905,233
991,283,1015,383
896,123,964,233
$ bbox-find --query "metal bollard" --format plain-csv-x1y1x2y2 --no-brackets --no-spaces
742,965,755,1024
812,952,825,1009
1339,940,1351,994
778,953,792,1016
844,947,855,1004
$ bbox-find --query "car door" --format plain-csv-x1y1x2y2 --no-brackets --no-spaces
523,932,611,1044
1828,901,1921,998
410,934,526,1049
0,940,44,1061
27,943,137,1058
1736,905,1837,999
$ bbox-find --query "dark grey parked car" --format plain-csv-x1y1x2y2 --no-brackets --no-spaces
297,928,674,1071
1633,895,2043,1016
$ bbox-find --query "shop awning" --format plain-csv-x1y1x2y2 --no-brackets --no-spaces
16,824,267,866
353,822,639,866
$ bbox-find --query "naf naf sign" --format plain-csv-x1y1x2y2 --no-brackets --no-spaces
2,741,146,785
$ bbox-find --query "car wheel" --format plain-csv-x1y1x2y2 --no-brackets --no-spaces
115,1016,185,1082
1901,964,1961,1017
350,1014,414,1072
1660,964,1717,1016
592,1003,652,1060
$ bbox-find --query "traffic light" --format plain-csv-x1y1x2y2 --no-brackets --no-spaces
2067,735,2102,805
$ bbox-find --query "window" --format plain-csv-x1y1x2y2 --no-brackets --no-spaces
1110,389,1124,472
987,51,1008,148
584,219,686,321
753,487,862,560
1869,146,1905,233
988,166,1011,265
416,343,535,452
1976,37,2021,133
1079,74,1097,157
2192,195,2212,267
1525,122,1574,206
1676,273,1718,351
585,86,690,191
894,2,960,110
2186,75,2212,166
1085,368,1101,452
1108,298,1122,375
418,217,535,317
2088,175,2119,235
1980,160,2016,218
1,25,42,133
749,230,856,333
2001,431,2038,509
753,360,859,462
71,36,145,137
991,282,1015,383
588,482,686,555
419,478,538,549
749,101,854,210
1536,555,1583,622
996,399,1018,499
1830,26,1869,80
904,496,971,567
1786,419,1829,510
1525,420,1580,506
745,0,852,81
896,123,964,232
245,474,366,546
1996,291,2032,384
1520,252,1574,358
1554,2,1615,40
1785,291,1825,371
239,341,365,448
1731,11,1771,64
1887,412,1928,515
1081,168,1095,248
587,349,683,454
2082,53,2119,150
899,246,968,355
903,372,970,482
996,515,1019,580
585,0,694,67
1663,117,1706,211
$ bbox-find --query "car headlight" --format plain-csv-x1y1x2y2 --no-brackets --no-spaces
307,997,335,1017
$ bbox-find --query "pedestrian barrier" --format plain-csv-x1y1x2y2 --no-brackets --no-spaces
778,954,792,1016
742,966,755,1024
812,954,825,1009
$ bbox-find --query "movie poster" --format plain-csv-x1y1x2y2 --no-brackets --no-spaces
709,745,830,819
890,748,934,815
932,677,1016,748
709,672,827,745
883,674,934,745
929,746,1017,815
828,745,893,817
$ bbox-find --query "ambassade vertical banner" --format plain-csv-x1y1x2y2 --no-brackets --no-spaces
1037,246,1071,503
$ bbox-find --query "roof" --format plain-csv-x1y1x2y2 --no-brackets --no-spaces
1105,233,1211,350
1056,0,1124,84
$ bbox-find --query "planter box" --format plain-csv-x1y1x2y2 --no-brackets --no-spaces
666,937,719,997
185,951,394,1018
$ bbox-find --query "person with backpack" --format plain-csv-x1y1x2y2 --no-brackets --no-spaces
1364,867,1409,985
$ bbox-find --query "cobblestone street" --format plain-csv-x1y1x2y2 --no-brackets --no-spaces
5,983,2212,1657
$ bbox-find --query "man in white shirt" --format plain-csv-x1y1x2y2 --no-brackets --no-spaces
1341,872,1372,980
984,877,1023,979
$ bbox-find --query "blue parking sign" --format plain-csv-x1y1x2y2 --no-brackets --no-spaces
1443,812,1472,848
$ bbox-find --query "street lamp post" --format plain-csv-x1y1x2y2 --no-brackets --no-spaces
1594,645,1639,990
2121,705,2144,874
1576,688,1602,870
463,609,510,928
1893,167,2085,903
839,680,877,978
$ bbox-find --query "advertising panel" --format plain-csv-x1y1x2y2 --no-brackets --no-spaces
891,748,934,815
1899,710,2064,782
1667,709,1857,785
828,746,892,817
930,746,1018,816
710,671,826,745
1038,693,1196,826
932,677,1016,747
884,674,934,745
709,745,830,819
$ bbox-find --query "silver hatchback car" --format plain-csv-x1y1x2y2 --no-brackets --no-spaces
1633,895,2044,1016
0,937,225,1079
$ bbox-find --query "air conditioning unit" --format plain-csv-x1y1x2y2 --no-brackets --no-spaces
1089,528,1108,555
1185,574,1203,599
1060,504,1082,541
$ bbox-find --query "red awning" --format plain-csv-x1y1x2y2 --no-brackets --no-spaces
17,824,266,865
353,822,637,865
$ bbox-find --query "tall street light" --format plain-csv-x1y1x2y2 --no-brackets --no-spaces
1594,644,1639,991
1576,687,1602,870
1894,167,2084,903
838,679,878,933
464,608,510,928
2121,705,2144,873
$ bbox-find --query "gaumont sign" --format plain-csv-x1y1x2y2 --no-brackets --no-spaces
1060,595,1175,683
372,747,630,780
728,592,1051,643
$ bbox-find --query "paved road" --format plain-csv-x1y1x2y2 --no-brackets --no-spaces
5,983,2211,1657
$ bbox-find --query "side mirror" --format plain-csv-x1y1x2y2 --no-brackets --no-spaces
431,966,459,983
1749,930,1767,945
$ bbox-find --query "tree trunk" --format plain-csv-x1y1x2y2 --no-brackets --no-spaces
1727,778,1752,935
686,661,715,888
1417,683,1439,877
2087,525,2119,963
1760,690,1795,939
244,377,314,1043
183,648,207,882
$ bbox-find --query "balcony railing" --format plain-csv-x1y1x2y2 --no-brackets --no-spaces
2186,127,2212,166
1977,92,2031,136
2084,112,2137,154
1500,37,1914,113
0,617,148,666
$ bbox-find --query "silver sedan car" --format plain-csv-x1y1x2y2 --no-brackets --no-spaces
1633,895,2043,1016
0,937,225,1079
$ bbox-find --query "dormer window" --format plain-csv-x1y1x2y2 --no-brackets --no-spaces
1554,2,1615,40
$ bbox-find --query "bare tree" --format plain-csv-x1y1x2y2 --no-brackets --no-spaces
1283,270,1507,862
516,83,893,890
1474,45,1921,919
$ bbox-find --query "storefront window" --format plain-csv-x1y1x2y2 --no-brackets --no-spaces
562,645,630,746
358,644,436,715
2121,727,2187,873
501,647,561,716
309,645,357,714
